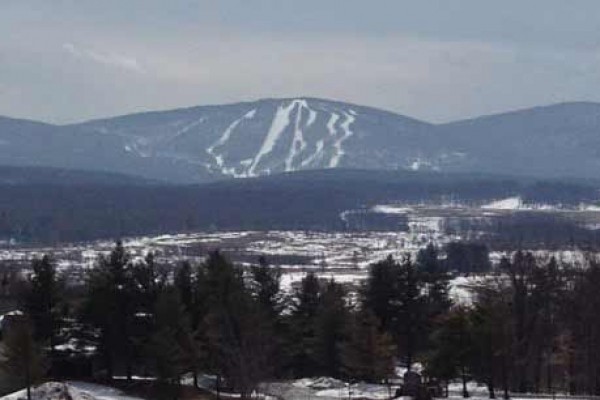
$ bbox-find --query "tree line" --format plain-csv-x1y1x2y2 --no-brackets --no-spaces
3,241,600,400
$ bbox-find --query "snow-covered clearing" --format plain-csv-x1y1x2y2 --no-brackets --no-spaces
0,381,144,400
481,197,523,210
249,101,297,176
206,109,256,177
285,100,308,171
329,112,355,168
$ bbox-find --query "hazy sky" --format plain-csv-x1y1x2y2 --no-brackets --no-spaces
3,0,600,123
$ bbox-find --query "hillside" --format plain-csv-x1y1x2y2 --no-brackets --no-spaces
2,99,600,182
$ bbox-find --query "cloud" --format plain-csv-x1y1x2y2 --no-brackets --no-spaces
62,42,145,74
1,23,599,124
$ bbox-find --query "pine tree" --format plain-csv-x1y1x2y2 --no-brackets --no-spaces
21,255,62,359
417,243,443,275
287,271,321,376
342,309,396,383
428,306,473,398
174,261,194,313
1,319,46,400
147,288,194,400
84,240,137,380
362,256,398,334
470,276,514,399
363,256,427,370
250,256,283,319
394,257,427,371
313,280,349,378
203,251,275,398
418,244,453,354
132,252,166,313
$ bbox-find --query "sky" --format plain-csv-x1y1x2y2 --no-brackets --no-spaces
2,0,600,124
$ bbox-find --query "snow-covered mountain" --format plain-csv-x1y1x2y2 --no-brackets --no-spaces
2,98,600,183
71,98,433,182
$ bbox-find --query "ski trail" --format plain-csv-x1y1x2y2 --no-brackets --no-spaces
163,116,205,143
248,101,296,176
326,113,340,136
329,111,355,168
307,108,317,127
301,139,324,167
206,109,256,171
325,113,340,168
285,100,308,171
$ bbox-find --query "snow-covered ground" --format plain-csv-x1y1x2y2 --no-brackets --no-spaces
263,377,586,400
264,377,399,400
481,197,523,210
0,381,143,400
3,200,600,292
0,214,454,288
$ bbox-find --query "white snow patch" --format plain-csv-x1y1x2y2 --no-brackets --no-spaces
307,108,317,127
68,381,144,400
285,100,308,171
249,101,296,176
329,111,355,168
481,197,523,210
326,113,340,138
580,203,600,212
168,116,205,141
371,205,412,214
301,139,324,167
207,109,256,177
407,157,437,171
0,381,144,400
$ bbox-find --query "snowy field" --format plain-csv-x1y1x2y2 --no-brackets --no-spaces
0,209,454,289
2,376,598,400
0,381,144,400
1,199,599,291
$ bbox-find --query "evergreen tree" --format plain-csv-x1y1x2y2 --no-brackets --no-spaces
313,280,349,378
418,244,453,352
444,242,491,274
287,271,321,376
250,256,283,319
249,256,285,375
428,306,473,398
131,252,164,315
363,256,427,370
174,261,194,314
21,255,62,357
471,276,514,399
203,251,275,398
417,243,443,275
84,240,137,380
567,260,600,395
362,256,398,334
342,309,396,383
394,257,427,370
147,288,194,400
1,319,46,400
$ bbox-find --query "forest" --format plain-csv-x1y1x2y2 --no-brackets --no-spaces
1,168,598,243
2,241,600,400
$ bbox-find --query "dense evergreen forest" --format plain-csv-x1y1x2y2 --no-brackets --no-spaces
1,168,599,243
3,242,600,400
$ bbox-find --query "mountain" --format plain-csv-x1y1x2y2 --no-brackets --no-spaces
1,99,600,182
72,98,432,182
434,102,600,179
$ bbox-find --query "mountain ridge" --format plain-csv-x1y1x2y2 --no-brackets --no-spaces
1,98,599,182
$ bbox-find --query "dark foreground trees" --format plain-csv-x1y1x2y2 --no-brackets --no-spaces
10,241,600,400
1,319,46,400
